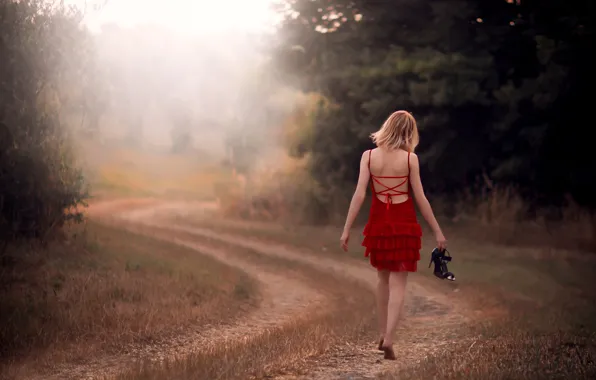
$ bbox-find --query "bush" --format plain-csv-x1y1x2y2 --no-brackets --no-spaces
0,1,89,241
218,153,355,225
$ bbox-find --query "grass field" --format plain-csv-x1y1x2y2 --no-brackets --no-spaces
174,212,596,379
113,226,377,380
0,222,258,379
3,198,595,379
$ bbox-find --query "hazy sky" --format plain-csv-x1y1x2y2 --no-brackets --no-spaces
66,0,277,34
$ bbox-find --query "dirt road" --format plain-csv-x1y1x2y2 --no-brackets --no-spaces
36,199,471,380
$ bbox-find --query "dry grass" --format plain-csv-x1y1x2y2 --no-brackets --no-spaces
380,331,596,380
4,183,592,379
114,226,377,380
119,315,374,380
176,211,596,379
446,186,596,252
182,213,596,326
0,222,258,378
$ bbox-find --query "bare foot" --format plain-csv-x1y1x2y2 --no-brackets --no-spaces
381,344,396,360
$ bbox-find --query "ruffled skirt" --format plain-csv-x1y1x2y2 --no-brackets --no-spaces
361,196,422,272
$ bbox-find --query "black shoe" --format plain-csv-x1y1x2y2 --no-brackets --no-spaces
428,248,456,281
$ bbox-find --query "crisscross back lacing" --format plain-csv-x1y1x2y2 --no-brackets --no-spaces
368,149,411,210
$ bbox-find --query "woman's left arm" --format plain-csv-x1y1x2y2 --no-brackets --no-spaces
340,151,370,251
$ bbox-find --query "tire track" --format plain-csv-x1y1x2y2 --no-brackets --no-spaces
119,201,471,379
24,201,329,380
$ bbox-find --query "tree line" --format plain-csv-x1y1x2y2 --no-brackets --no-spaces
2,0,594,241
271,0,595,215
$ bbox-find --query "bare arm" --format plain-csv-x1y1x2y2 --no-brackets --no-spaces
342,151,370,234
409,153,447,247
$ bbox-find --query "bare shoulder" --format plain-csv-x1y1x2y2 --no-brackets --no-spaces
358,150,367,165
361,149,372,160
409,152,420,168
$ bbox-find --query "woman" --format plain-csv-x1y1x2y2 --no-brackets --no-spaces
340,110,447,360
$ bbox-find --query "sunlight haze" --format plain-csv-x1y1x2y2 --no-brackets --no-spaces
68,0,277,34
49,0,292,159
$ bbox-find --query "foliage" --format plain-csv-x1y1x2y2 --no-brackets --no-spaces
0,0,90,241
221,154,335,223
272,0,596,213
282,92,332,159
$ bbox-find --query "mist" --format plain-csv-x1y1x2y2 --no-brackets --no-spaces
56,1,300,200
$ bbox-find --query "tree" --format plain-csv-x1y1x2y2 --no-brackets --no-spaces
273,1,504,196
272,0,596,211
482,0,595,207
0,0,90,241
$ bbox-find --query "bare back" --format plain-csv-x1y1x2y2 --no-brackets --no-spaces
368,148,411,204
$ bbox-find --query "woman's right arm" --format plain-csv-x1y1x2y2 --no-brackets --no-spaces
409,153,447,250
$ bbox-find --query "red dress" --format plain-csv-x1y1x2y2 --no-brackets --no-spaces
361,150,422,272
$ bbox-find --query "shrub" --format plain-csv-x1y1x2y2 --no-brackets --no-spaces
0,0,89,242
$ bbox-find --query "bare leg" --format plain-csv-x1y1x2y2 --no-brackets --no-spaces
376,270,390,340
383,271,408,347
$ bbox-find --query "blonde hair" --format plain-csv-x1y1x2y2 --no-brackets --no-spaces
370,110,419,152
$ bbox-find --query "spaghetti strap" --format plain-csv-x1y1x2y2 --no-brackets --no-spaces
368,150,412,209
368,149,375,196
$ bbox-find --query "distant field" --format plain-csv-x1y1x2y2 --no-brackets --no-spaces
74,141,238,201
